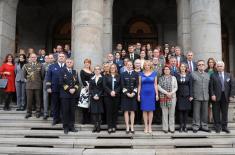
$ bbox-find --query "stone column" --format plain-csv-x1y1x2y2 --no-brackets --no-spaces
72,0,104,70
0,0,18,62
103,0,113,59
190,0,222,61
177,0,191,53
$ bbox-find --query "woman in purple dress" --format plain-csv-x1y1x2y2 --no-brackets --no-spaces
138,60,159,134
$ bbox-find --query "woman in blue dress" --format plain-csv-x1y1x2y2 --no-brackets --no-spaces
138,60,159,134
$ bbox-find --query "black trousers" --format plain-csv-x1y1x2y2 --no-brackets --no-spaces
179,110,189,128
4,92,14,108
61,98,75,129
26,89,41,114
212,92,229,129
104,96,119,129
82,108,90,124
51,92,61,122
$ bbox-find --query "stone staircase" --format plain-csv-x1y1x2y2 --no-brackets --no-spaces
0,107,235,155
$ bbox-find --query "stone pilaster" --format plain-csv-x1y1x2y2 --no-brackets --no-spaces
72,0,104,70
0,0,18,62
190,0,222,61
177,0,191,53
103,0,113,59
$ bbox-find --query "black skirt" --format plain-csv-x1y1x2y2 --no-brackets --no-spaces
121,95,137,111
89,97,104,114
177,96,191,111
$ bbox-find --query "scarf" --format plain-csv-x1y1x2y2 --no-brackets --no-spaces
159,75,173,107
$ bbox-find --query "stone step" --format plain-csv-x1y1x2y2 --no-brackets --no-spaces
0,129,235,139
0,147,83,155
0,137,234,149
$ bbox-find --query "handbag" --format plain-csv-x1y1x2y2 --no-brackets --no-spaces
0,75,8,89
78,86,90,108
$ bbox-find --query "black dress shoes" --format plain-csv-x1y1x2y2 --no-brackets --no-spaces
64,128,69,134
183,127,188,133
201,128,211,133
179,127,183,133
70,128,78,133
25,113,32,119
35,113,41,118
193,129,198,133
222,128,230,133
43,115,48,120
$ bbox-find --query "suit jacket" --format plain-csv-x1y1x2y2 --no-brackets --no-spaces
46,62,65,92
15,63,26,82
176,55,187,67
127,53,140,62
176,73,193,97
59,67,79,98
186,60,197,72
89,76,103,98
209,72,232,102
121,71,139,95
103,74,121,97
114,59,124,71
23,62,44,90
191,71,210,101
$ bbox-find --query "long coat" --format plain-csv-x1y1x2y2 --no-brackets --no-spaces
176,73,193,110
89,76,104,114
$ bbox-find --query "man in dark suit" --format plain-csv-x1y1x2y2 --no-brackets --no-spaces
169,56,178,76
46,52,66,125
59,59,79,134
186,51,197,73
210,61,232,133
127,45,140,63
175,46,187,68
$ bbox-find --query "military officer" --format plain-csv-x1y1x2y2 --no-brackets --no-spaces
59,59,79,134
46,52,66,125
23,53,44,118
121,61,139,133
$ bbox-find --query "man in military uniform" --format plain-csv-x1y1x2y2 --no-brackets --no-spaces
59,59,79,134
23,53,44,118
46,52,66,125
42,54,54,120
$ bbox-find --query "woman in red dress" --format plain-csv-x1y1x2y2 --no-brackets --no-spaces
0,54,16,110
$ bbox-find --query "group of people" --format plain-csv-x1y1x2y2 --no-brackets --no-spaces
0,42,234,135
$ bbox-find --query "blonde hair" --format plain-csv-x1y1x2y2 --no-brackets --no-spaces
143,60,154,71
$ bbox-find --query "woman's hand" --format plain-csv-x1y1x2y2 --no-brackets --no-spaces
137,94,140,102
189,97,193,101
156,95,159,101
3,72,10,75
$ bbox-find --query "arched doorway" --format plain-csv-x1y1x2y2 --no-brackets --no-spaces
53,18,71,48
113,0,177,49
122,18,158,48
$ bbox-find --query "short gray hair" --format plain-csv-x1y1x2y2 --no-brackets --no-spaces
216,61,225,67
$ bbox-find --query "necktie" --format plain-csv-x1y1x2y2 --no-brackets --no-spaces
131,54,134,60
189,61,192,72
219,72,225,91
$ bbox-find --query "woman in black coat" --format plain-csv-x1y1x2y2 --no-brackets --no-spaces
121,61,139,134
176,63,193,132
103,64,121,134
89,65,103,133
